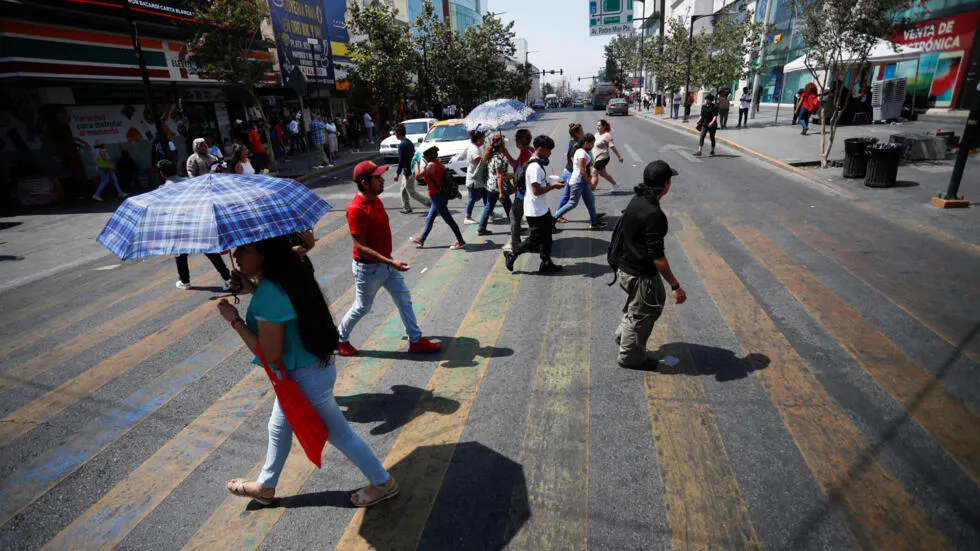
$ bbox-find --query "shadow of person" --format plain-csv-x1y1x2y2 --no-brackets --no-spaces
337,385,460,435
637,342,770,382
356,442,530,551
431,335,514,368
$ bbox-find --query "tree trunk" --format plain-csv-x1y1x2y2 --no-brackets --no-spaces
246,88,277,173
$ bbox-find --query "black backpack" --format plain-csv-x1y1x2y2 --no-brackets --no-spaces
514,158,542,197
606,215,626,286
440,165,459,199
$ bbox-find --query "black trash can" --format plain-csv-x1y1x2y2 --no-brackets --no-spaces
843,137,877,178
864,143,903,188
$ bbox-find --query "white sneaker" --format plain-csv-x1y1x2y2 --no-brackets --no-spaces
610,184,620,193
222,279,232,291
327,163,335,168
176,280,191,290
92,194,103,202
119,192,128,198
463,218,477,225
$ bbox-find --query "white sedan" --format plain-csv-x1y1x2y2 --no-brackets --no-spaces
378,118,438,163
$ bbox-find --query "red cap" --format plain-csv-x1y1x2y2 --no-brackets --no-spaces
352,160,388,183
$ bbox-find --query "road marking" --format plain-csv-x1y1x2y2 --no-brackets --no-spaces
41,368,272,551
623,143,642,163
509,240,592,550
644,303,761,550
0,300,218,446
182,239,467,551
0,288,199,395
777,216,980,364
731,224,980,483
675,211,949,550
334,253,520,550
93,264,121,271
0,337,242,529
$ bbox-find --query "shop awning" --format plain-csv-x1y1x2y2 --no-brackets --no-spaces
784,39,923,73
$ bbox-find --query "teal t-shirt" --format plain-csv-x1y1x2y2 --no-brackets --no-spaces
246,280,321,370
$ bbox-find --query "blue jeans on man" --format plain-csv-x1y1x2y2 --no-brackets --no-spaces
337,260,423,344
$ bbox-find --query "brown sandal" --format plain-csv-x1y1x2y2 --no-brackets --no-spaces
226,478,275,505
350,476,399,508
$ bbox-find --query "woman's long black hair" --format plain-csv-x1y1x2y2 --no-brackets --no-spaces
252,236,338,364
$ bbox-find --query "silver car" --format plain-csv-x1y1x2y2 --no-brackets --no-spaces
606,98,629,116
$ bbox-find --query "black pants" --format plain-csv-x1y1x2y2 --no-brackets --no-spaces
512,211,553,265
699,125,717,149
718,109,729,128
510,196,525,246
737,108,749,127
176,253,231,284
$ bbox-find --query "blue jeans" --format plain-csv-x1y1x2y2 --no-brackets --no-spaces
95,169,122,197
672,104,680,118
554,181,598,223
479,190,512,231
338,260,423,344
557,170,572,211
799,107,812,131
257,361,389,488
465,186,486,218
420,193,465,244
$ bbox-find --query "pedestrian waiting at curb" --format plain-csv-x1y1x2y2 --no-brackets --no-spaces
396,125,431,214
92,143,126,202
717,91,731,129
410,145,466,250
308,114,335,170
155,159,233,291
672,90,682,119
609,160,687,369
503,135,563,274
737,87,752,128
335,160,441,357
216,236,398,508
694,93,719,157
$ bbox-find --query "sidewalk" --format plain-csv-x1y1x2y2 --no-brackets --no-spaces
639,106,979,253
0,149,381,295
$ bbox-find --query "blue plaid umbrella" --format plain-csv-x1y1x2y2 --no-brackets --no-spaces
97,173,331,260
463,99,535,131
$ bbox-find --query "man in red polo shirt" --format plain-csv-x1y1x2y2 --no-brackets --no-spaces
335,161,440,356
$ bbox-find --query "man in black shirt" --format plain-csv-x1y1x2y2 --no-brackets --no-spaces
614,160,687,368
695,94,719,156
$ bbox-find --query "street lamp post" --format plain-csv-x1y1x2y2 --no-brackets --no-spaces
525,49,539,104
684,14,712,122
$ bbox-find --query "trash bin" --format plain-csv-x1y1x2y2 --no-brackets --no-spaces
864,143,903,188
843,137,877,178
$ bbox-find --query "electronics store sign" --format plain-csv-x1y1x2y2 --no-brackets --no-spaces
590,0,635,36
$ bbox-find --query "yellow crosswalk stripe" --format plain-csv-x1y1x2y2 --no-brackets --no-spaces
509,244,592,550
731,224,980,484
674,212,950,550
777,215,980,364
182,240,467,551
334,253,521,550
644,303,760,550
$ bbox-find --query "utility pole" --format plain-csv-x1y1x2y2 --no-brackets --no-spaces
750,0,776,120
123,2,168,154
933,83,978,209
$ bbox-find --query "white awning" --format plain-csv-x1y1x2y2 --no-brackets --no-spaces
784,39,923,73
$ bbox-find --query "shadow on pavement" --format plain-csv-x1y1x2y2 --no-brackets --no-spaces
337,384,460,435
362,442,530,550
256,490,353,510
436,335,514,368
632,342,771,382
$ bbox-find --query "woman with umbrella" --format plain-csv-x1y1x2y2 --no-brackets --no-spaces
217,235,398,507
477,134,513,235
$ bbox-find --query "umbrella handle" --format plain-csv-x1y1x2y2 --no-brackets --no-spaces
226,250,240,304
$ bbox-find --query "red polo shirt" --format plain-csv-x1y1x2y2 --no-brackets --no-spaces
346,193,392,261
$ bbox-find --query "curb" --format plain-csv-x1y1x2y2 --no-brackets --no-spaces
273,153,382,184
639,113,857,198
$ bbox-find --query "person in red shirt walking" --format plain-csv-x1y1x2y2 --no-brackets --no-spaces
410,145,466,250
335,161,440,357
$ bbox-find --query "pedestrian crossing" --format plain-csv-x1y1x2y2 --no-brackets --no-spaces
0,189,978,550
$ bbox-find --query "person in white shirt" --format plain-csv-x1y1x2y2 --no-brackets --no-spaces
503,135,563,274
288,115,304,153
593,119,624,193
324,117,339,157
554,134,604,229
362,112,374,143
737,86,752,128
462,129,487,225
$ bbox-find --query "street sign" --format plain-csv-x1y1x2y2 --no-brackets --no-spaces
589,0,636,36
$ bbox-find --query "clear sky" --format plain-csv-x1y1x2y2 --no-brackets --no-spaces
487,0,626,92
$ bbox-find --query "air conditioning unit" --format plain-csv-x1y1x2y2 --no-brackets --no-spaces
872,77,906,122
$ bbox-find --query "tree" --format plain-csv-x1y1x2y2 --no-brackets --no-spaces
793,0,923,167
691,9,768,92
644,18,691,97
542,82,555,96
499,63,532,100
604,33,640,86
413,0,462,109
188,0,277,168
346,1,418,113
456,12,518,105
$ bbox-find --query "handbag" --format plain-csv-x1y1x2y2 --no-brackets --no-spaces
256,345,328,468
472,159,489,188
696,120,703,132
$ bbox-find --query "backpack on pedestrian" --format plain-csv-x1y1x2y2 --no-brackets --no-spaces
606,215,626,286
513,158,542,198
441,167,460,199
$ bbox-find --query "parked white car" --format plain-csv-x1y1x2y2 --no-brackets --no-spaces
378,118,437,163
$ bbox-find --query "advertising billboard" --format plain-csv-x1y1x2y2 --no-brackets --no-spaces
267,0,334,85
33,0,206,23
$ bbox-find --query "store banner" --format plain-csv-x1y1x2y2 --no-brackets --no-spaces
34,0,207,23
268,0,334,85
66,105,179,148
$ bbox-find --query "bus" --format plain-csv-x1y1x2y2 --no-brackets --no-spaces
591,82,617,110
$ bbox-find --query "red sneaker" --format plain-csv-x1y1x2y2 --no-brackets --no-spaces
407,337,440,353
336,341,358,356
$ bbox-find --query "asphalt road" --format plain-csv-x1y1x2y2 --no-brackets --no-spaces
1,108,979,551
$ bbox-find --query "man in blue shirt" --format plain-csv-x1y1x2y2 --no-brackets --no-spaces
308,114,334,169
395,125,431,214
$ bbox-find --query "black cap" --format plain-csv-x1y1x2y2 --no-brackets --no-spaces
643,161,678,188
423,144,439,154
